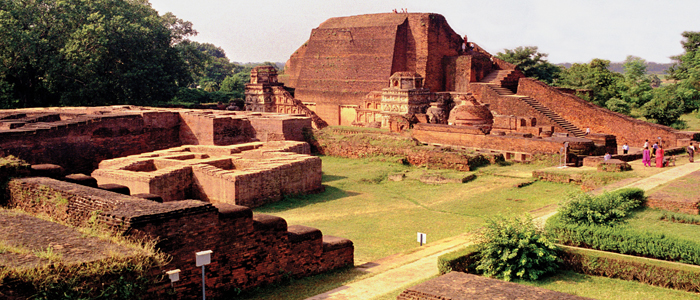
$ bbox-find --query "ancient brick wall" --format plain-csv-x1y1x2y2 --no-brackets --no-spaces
178,111,256,145
412,123,593,155
5,177,353,298
517,78,679,146
469,83,564,132
0,111,181,175
285,13,463,126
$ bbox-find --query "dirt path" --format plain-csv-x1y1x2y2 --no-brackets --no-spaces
306,162,700,300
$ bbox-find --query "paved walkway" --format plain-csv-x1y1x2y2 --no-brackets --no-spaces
306,162,700,300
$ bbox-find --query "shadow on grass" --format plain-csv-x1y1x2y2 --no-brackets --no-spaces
230,266,370,300
322,174,346,183
255,185,360,213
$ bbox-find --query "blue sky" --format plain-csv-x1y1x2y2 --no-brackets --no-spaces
148,0,700,64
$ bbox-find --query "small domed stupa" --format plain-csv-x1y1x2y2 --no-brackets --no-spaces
447,95,494,133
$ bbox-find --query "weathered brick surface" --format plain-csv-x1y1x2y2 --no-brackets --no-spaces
397,272,592,300
412,123,595,157
92,142,322,207
285,13,462,126
0,107,313,175
517,78,680,146
4,178,353,298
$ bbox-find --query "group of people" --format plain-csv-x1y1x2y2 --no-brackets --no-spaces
640,139,695,168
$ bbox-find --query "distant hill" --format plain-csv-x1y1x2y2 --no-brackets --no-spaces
558,61,673,75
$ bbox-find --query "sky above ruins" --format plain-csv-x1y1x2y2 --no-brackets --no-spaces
148,0,699,65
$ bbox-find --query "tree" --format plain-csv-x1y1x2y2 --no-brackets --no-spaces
495,46,561,84
617,55,653,108
475,214,559,281
666,31,700,114
555,59,623,107
642,85,686,127
0,0,192,108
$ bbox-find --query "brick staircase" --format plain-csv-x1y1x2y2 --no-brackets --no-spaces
481,70,519,93
483,82,586,138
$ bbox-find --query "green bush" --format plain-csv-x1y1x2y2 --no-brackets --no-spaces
475,214,559,281
547,214,700,265
560,245,700,292
437,245,479,275
558,188,645,226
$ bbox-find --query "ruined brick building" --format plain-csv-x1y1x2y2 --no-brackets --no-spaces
271,12,699,159
0,107,353,298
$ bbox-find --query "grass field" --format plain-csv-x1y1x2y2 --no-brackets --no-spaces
519,271,700,300
255,156,578,263
246,154,700,300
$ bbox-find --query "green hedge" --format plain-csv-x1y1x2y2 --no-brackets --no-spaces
547,214,700,265
558,187,645,226
437,245,479,275
560,245,700,292
439,243,700,293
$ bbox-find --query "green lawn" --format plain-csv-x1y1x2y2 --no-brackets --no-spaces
625,208,700,242
520,271,700,300
256,156,579,264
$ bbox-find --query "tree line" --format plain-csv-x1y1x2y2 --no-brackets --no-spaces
0,0,271,109
496,33,700,128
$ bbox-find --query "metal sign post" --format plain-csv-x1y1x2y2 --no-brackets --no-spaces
417,232,426,246
196,250,213,300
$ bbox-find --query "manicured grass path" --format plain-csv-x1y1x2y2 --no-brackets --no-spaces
249,157,700,300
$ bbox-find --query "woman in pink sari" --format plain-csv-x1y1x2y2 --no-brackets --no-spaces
642,147,651,167
656,145,665,168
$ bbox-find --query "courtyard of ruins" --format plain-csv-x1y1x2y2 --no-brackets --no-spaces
1,10,700,300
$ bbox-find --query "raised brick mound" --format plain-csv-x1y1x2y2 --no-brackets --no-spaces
647,170,700,214
63,173,98,188
5,177,353,297
30,164,64,179
98,183,130,195
132,193,164,203
597,159,632,172
397,272,592,300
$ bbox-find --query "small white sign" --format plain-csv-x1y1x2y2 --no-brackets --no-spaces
196,250,213,267
166,269,181,283
417,232,426,245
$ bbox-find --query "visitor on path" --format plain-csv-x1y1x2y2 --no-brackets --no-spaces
604,152,611,161
622,143,629,154
688,142,696,163
643,139,649,149
656,144,665,168
652,142,659,158
643,147,651,167
585,127,591,135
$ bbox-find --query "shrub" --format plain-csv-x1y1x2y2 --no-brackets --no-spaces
560,245,700,293
437,245,479,275
546,214,700,265
558,188,645,226
475,214,559,281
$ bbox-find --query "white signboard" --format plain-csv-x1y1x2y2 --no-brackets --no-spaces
196,250,213,267
417,232,426,245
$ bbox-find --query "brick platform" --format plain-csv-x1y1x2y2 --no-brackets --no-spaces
397,272,592,300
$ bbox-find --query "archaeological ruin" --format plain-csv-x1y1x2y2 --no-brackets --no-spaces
0,106,353,298
2,10,700,299
276,12,699,162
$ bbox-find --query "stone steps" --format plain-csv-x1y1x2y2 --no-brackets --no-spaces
485,84,586,137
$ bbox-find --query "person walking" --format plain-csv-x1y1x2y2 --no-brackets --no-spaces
622,143,629,154
656,144,665,168
688,142,696,163
642,147,651,167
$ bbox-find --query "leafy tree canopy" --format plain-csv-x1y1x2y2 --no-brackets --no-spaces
495,46,561,84
555,59,623,107
0,0,193,108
